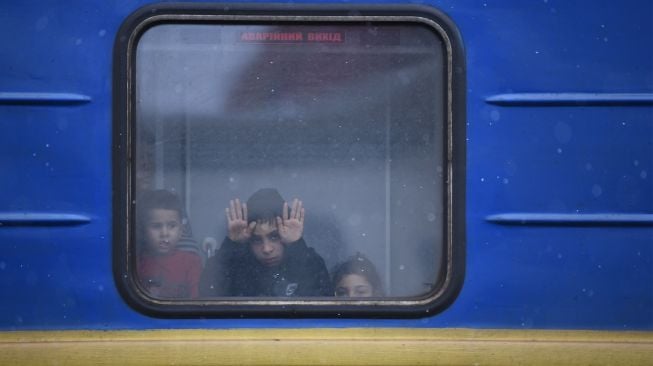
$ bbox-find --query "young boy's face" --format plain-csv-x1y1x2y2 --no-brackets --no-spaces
250,221,285,267
145,209,182,255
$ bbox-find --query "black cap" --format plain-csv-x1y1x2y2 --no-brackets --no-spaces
247,188,284,222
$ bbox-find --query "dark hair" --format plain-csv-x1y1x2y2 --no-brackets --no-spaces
332,253,384,296
136,189,183,223
246,188,285,223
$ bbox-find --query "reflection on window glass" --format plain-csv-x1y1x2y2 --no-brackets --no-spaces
135,23,446,299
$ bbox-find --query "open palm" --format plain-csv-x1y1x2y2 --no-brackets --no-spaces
277,198,304,244
226,199,255,243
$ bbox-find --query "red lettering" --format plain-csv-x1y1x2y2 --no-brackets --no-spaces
240,32,305,42
307,32,343,43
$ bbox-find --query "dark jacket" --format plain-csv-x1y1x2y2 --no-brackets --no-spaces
199,237,332,297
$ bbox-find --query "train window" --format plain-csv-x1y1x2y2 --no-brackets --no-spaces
113,4,465,316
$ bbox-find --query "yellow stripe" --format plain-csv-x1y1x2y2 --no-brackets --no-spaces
1,328,651,365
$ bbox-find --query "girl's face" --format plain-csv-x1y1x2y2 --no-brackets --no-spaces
335,274,374,297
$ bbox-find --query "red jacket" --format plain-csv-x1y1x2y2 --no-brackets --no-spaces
138,249,202,298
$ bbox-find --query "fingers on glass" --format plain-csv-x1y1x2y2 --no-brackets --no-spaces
234,199,242,220
283,201,289,222
287,198,302,220
290,199,297,219
228,199,236,221
227,199,247,223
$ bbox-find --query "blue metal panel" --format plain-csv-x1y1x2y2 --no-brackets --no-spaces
0,0,651,331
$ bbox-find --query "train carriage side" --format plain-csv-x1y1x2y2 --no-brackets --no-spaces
0,1,652,365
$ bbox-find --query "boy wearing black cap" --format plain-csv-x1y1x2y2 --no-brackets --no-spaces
199,188,332,297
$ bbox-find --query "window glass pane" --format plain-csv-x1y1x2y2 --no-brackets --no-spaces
134,22,446,299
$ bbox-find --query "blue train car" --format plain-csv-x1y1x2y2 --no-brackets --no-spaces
1,1,652,364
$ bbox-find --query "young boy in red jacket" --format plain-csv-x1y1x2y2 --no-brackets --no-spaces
137,189,202,298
